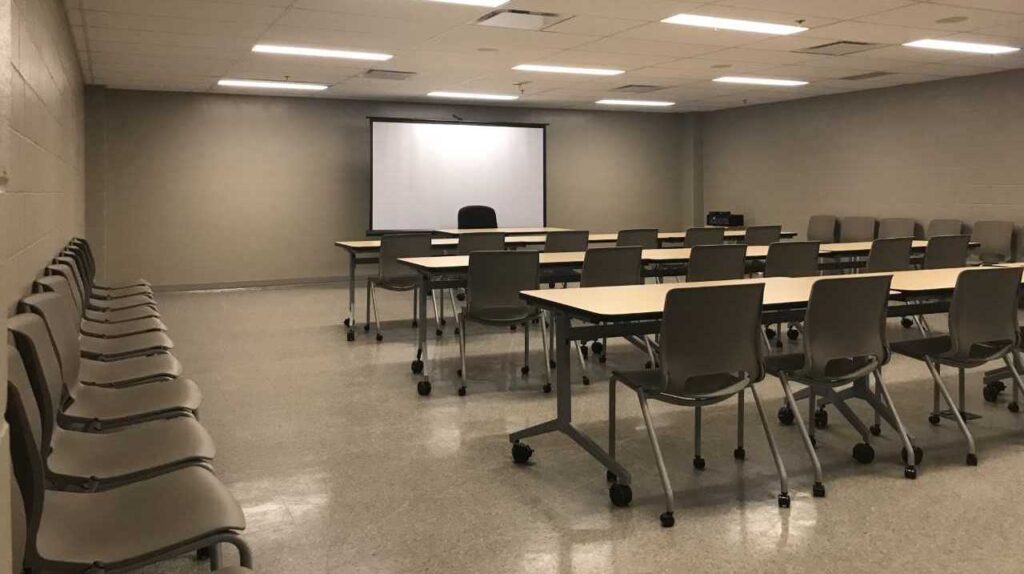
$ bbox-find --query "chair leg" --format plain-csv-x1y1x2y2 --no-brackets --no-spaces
365,279,372,329
540,316,552,392
807,390,817,442
693,406,705,469
458,312,467,395
431,289,442,334
637,390,675,526
645,336,656,368
449,289,461,332
369,283,381,339
412,287,418,328
925,357,976,464
523,321,530,375
209,544,222,570
1002,354,1024,411
574,341,589,384
779,373,825,496
735,390,745,459
608,375,617,460
873,370,918,476
750,385,790,505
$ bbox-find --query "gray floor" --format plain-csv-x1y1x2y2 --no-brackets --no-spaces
145,284,1024,574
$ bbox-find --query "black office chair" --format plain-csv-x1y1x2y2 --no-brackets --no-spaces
457,205,498,229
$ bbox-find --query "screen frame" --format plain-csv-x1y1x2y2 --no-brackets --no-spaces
368,116,548,235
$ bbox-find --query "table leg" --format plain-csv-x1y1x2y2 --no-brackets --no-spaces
413,274,429,392
345,252,356,341
508,311,632,483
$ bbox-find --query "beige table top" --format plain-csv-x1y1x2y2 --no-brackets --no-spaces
821,240,930,254
889,265,1024,293
435,227,568,236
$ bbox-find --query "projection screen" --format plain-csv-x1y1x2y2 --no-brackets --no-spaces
370,118,546,232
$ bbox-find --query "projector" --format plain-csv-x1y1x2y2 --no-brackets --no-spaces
707,211,744,227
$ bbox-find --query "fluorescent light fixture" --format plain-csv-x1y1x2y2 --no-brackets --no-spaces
713,76,808,87
513,64,624,76
253,44,392,61
596,99,675,107
903,39,1019,55
662,14,807,35
428,91,519,101
426,0,509,6
218,79,328,91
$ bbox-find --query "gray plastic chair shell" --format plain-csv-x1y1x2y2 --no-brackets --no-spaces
543,230,589,253
744,226,782,246
682,227,725,247
945,267,1023,362
971,220,1014,264
687,244,747,282
878,218,916,239
865,238,913,272
923,235,970,269
839,217,877,242
376,234,432,289
765,242,820,278
807,216,837,242
580,247,643,288
457,232,506,255
616,229,659,249
927,219,962,237
466,251,540,324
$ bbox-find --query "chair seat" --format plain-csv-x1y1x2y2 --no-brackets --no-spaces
80,352,183,387
765,353,877,383
36,467,245,569
85,305,161,324
891,335,1013,367
465,306,541,326
63,378,201,424
48,417,215,483
370,277,418,291
92,284,154,299
89,293,157,311
80,331,175,360
81,316,167,338
614,369,749,403
96,278,151,289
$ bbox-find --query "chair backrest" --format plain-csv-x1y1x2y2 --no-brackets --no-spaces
971,220,1014,263
659,283,766,397
927,219,962,237
8,314,72,436
743,225,781,246
807,215,837,242
63,244,95,282
946,267,1023,361
457,205,498,229
616,229,659,249
378,234,432,282
11,460,27,574
580,247,643,288
877,218,916,239
839,216,877,242
6,377,46,573
19,292,82,389
923,235,970,269
764,241,820,278
466,251,539,317
865,237,913,272
8,346,45,459
801,275,892,379
45,264,85,316
682,227,725,247
54,255,91,300
687,244,747,282
457,232,505,255
543,230,589,253
71,237,97,273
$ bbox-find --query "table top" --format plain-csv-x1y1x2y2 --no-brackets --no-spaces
821,240,930,254
435,227,569,236
889,265,1024,294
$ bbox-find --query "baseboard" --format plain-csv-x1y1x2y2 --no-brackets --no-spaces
152,275,367,293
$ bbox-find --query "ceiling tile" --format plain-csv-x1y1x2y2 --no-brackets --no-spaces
572,36,721,58
543,15,647,36
931,0,1024,15
806,21,945,43
420,25,599,52
507,0,705,21
857,2,1024,32
713,0,916,20
81,0,285,23
615,22,786,47
696,46,824,64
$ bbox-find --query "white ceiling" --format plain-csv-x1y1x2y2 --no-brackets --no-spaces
65,0,1024,112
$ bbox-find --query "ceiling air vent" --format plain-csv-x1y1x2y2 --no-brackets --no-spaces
839,71,895,81
795,41,884,56
362,69,416,80
612,84,663,93
477,9,569,31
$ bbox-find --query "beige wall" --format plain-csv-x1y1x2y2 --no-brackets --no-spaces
702,69,1024,252
85,89,695,288
0,0,85,569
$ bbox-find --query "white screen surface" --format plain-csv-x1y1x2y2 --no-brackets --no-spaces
371,120,545,230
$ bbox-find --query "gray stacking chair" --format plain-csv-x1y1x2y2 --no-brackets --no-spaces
807,215,837,242
8,345,214,491
577,247,647,378
865,237,913,272
457,251,547,396
543,230,589,253
20,291,182,387
608,283,789,527
36,273,167,337
768,275,918,495
970,220,1014,264
927,219,963,237
64,243,153,299
764,241,821,345
923,235,971,269
686,244,746,282
70,236,152,291
57,254,155,312
839,216,877,242
744,225,782,246
449,232,508,327
616,228,659,249
877,218,916,239
9,313,200,431
682,226,725,247
50,258,160,323
891,267,1024,466
7,385,252,573
365,234,436,341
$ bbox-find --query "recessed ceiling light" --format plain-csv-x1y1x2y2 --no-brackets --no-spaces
661,14,807,35
253,44,392,61
713,76,808,86
428,91,519,101
903,39,1019,55
596,99,675,107
218,79,328,91
426,0,509,6
513,64,624,76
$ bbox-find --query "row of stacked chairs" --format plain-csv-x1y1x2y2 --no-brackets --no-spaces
8,238,256,573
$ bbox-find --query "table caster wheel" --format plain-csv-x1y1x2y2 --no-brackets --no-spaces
777,405,794,426
510,325,517,331
582,376,590,385
775,339,783,348
412,320,418,328
904,465,917,479
591,341,604,355
598,355,607,364
901,317,914,328
778,493,791,508
416,380,431,396
852,443,875,464
660,512,675,528
787,328,799,340
901,446,924,465
983,384,1002,403
928,414,941,425
457,369,462,377
644,361,653,369
543,383,552,394
363,324,370,332
966,453,978,466
441,319,447,326
346,331,355,342
813,482,826,498
521,366,530,376
1010,402,1020,413
733,447,745,460
411,360,424,374
609,483,632,507
454,327,460,335
549,360,556,369
458,385,467,397
512,442,533,464
435,329,443,337
376,333,383,342
765,327,776,339
693,456,706,470
606,470,617,482
869,424,881,436
197,547,211,560
814,409,828,429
